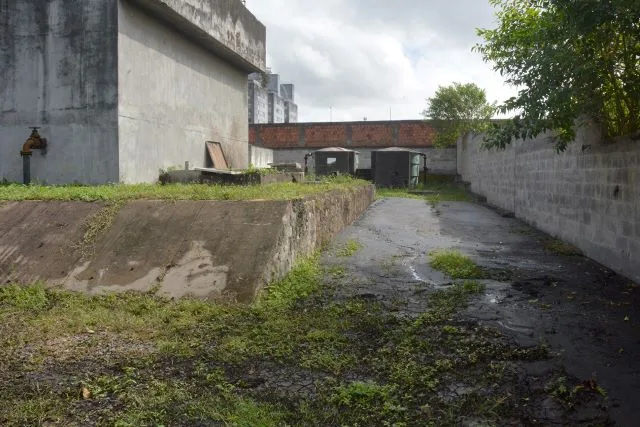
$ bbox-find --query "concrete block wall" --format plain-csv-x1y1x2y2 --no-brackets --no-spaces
458,127,640,283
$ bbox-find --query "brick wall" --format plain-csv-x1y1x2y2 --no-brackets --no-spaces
458,125,640,283
251,120,436,149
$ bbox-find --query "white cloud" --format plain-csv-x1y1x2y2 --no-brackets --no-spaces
247,0,515,122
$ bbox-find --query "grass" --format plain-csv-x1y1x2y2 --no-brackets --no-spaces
0,176,369,202
376,182,472,205
335,239,362,257
544,238,583,256
0,250,593,426
429,249,483,279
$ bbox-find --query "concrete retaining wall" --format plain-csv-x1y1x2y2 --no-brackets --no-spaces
0,185,375,302
458,127,640,283
274,147,457,175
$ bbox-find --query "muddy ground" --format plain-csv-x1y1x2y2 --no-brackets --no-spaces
326,197,640,426
2,195,639,426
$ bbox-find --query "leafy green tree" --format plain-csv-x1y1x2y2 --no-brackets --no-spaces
422,82,496,148
476,0,640,151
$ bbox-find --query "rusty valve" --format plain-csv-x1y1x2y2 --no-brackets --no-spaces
21,127,47,156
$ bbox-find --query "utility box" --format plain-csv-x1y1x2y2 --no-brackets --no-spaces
372,147,424,188
314,147,359,176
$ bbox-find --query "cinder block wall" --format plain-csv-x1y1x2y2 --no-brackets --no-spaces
458,127,640,283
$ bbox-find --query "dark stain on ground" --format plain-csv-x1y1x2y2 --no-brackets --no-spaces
326,198,639,426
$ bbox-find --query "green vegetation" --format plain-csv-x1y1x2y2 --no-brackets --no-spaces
544,238,583,257
377,182,472,204
1,248,581,425
74,201,124,259
476,0,640,151
335,239,362,257
430,250,483,279
0,177,369,202
422,82,496,147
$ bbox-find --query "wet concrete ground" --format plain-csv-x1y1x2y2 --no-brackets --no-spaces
325,198,640,426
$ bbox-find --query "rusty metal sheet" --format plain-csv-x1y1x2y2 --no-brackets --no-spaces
206,141,228,169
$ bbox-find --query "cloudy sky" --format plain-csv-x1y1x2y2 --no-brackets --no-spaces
246,0,517,122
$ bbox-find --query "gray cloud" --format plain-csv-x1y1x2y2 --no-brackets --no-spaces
247,0,512,122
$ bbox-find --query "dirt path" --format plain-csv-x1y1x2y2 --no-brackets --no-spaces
326,197,640,425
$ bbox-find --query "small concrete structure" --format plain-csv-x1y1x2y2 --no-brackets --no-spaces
372,147,424,188
314,147,359,176
0,0,266,184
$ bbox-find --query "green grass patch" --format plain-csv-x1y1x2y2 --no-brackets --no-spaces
429,249,483,279
377,182,471,205
544,238,583,256
0,176,369,202
335,239,362,257
0,251,571,426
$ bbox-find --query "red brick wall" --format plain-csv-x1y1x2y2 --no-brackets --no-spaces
250,121,435,149
305,124,348,147
257,125,299,148
397,122,436,147
351,124,393,147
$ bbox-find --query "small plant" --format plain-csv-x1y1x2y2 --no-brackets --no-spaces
429,250,482,279
336,239,362,257
544,238,583,256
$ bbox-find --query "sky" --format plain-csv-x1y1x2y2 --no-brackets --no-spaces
246,0,518,123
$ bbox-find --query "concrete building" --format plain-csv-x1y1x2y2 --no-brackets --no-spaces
248,77,268,125
248,72,298,124
0,0,266,184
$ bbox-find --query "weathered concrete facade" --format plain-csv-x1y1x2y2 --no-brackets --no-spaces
0,0,120,184
248,145,274,168
458,126,640,283
0,0,266,184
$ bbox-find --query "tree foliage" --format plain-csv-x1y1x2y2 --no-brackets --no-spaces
422,82,495,148
476,0,640,151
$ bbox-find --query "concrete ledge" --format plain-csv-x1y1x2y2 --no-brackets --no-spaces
129,0,266,72
158,170,305,185
0,185,375,302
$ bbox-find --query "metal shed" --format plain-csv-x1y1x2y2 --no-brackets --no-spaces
371,147,425,188
313,147,359,176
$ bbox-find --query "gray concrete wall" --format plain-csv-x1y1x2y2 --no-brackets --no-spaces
1,186,375,302
249,145,274,168
117,0,250,183
128,0,266,72
273,147,457,174
0,0,120,184
458,126,640,283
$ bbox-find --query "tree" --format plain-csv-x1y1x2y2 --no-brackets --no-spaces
476,0,640,151
422,82,496,148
